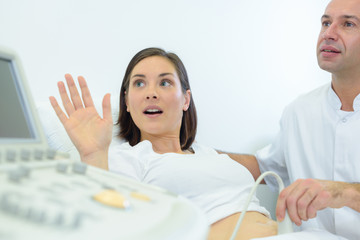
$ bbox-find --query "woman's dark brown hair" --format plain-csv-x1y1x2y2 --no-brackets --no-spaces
116,47,197,150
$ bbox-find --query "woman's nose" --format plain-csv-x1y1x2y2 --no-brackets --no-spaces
146,94,157,99
146,86,158,99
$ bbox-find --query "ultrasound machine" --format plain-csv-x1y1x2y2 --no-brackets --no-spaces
0,47,209,240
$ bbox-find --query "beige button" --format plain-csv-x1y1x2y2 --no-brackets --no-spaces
130,192,151,202
93,190,129,208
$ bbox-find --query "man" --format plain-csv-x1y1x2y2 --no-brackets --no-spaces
231,0,360,239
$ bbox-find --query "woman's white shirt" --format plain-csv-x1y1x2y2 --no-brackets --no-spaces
109,140,269,224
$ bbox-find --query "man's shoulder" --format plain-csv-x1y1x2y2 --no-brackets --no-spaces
281,83,330,118
295,83,329,103
288,83,329,108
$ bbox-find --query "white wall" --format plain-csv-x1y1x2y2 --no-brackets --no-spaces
0,0,330,153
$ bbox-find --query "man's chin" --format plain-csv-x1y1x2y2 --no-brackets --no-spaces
318,60,337,73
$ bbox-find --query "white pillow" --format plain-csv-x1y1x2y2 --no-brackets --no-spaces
36,98,122,160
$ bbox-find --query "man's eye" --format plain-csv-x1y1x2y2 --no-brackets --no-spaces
322,21,331,27
344,21,354,27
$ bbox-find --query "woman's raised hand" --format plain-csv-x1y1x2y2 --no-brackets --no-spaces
49,74,113,169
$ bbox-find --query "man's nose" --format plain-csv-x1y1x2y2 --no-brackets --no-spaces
322,24,338,41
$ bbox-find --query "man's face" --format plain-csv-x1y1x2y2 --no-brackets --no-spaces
316,0,360,76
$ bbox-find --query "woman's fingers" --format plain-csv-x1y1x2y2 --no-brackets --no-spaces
57,74,102,120
58,81,75,116
102,93,112,122
65,73,84,110
49,96,68,125
78,76,95,108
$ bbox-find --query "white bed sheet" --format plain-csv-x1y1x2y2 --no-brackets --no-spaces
254,228,348,240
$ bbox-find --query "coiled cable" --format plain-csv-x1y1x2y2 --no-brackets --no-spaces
230,171,293,240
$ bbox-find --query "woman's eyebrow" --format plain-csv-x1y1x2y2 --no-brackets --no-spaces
131,73,174,78
131,74,145,79
159,73,174,77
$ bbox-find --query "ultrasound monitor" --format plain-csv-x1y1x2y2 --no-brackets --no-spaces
0,47,49,161
0,53,34,139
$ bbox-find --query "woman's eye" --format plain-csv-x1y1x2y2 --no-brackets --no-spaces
160,80,171,87
134,80,144,87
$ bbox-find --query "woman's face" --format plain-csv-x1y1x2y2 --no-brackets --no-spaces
126,56,190,140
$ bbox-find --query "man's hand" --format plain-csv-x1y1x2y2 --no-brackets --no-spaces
276,179,359,226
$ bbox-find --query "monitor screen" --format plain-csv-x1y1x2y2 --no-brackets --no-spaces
0,57,35,141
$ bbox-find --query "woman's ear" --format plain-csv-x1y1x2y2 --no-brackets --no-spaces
125,91,130,112
183,90,191,111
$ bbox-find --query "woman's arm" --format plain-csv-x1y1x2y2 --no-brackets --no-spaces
49,74,113,170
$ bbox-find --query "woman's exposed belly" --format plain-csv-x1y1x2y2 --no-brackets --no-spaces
208,211,277,240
